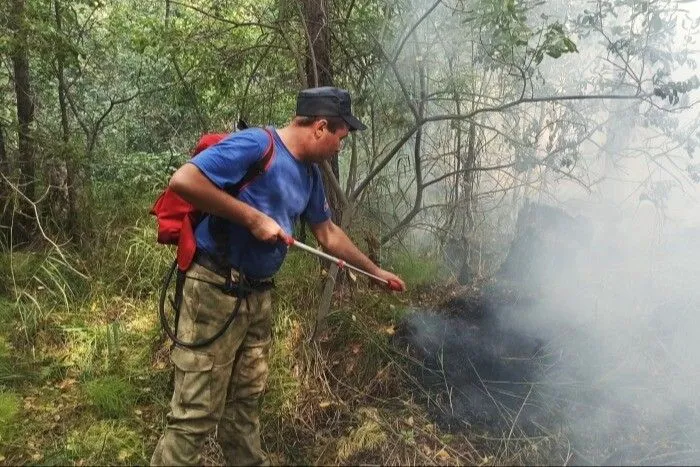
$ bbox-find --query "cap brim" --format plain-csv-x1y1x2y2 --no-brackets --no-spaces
342,114,367,131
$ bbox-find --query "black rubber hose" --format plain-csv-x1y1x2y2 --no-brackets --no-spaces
159,259,243,349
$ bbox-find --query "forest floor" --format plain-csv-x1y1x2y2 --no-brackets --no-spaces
0,195,560,465
0,263,566,465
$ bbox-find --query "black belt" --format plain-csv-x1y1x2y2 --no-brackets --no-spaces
193,249,230,278
192,250,275,290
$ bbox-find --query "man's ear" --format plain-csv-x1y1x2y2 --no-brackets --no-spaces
313,119,328,139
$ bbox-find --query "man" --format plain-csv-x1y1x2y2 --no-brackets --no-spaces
151,87,405,466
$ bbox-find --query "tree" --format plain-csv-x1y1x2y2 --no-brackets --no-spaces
8,0,36,244
300,0,345,226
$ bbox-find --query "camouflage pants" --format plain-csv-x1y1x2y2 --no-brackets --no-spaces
151,263,272,466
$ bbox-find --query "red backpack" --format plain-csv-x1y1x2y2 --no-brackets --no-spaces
150,128,275,271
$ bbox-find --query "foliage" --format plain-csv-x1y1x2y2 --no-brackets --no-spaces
653,75,700,105
461,0,578,67
93,151,182,194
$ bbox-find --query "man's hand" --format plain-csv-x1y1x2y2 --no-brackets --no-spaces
248,212,286,243
311,219,407,292
375,269,406,292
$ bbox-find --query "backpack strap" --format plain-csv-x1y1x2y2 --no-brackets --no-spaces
230,128,275,196
209,128,276,264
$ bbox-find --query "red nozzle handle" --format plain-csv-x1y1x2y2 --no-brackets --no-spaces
282,235,294,246
386,279,403,291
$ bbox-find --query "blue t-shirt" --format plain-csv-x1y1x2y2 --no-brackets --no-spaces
190,127,331,278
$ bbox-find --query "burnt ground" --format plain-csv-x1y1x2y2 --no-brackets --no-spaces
394,286,558,435
394,283,700,465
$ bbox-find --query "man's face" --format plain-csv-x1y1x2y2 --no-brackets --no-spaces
310,120,350,162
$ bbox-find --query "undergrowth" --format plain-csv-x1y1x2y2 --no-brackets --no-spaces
63,420,146,464
85,375,137,418
0,390,21,441
0,169,561,465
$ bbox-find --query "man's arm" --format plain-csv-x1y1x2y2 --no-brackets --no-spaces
310,219,406,291
169,163,285,243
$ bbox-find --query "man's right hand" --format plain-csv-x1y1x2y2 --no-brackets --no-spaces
248,212,286,243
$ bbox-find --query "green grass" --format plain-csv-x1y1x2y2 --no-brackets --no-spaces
0,390,21,441
0,248,90,348
63,420,145,464
84,375,137,419
0,337,19,384
385,249,447,289
62,323,123,377
0,170,464,464
263,301,303,422
102,220,173,299
0,252,41,297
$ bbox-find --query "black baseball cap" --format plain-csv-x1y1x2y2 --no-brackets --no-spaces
296,87,367,131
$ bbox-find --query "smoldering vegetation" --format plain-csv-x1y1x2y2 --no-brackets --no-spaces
396,202,700,465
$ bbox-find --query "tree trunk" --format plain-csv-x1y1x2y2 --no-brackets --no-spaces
0,121,10,240
300,0,342,224
46,0,72,235
0,122,7,180
456,122,477,284
301,0,333,89
10,0,36,244
301,0,355,338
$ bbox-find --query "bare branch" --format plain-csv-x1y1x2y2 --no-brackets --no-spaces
0,173,87,279
391,0,442,63
352,92,651,201
423,162,516,189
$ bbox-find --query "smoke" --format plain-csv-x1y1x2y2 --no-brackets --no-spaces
384,2,700,461
399,188,700,463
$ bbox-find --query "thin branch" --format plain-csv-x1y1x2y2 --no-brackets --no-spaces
424,93,653,124
1,173,87,279
170,0,280,33
423,162,516,189
391,0,442,63
380,59,426,244
375,42,420,121
351,92,651,201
